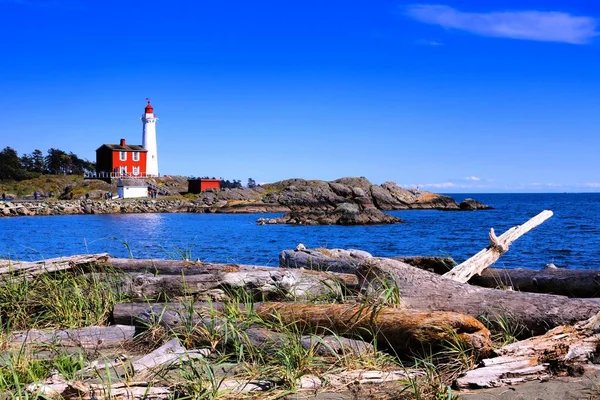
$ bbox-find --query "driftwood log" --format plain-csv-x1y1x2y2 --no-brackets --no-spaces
281,249,600,335
359,257,600,336
129,303,376,357
283,252,600,298
97,259,358,302
392,257,600,298
456,311,600,388
257,302,492,356
112,301,492,356
9,325,135,349
284,253,600,298
469,266,600,298
443,210,553,282
0,253,110,278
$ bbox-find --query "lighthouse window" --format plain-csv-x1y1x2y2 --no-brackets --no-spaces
133,152,140,161
120,151,127,161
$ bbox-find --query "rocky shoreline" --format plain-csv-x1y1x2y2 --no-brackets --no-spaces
257,203,404,225
0,177,491,218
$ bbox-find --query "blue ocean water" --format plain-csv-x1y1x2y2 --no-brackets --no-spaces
1,193,599,270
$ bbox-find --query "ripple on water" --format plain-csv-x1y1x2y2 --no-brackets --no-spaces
1,194,600,269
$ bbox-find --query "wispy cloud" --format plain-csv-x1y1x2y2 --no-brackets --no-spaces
584,183,600,188
415,39,443,46
420,182,458,189
403,176,493,190
405,4,599,44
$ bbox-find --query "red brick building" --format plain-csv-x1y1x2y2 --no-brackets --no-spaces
96,138,148,179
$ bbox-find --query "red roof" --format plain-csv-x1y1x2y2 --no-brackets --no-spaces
145,100,153,114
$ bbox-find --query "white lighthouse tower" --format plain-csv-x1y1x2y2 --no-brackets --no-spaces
141,98,159,177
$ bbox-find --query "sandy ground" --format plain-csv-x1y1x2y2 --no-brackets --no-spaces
280,369,600,400
457,371,600,400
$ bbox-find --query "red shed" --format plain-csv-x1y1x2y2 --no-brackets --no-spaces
96,138,148,179
188,178,222,194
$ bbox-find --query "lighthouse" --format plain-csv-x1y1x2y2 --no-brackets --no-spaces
141,99,159,177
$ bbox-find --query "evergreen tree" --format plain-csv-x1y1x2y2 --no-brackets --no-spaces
31,149,45,173
45,148,72,175
20,153,34,172
0,147,30,180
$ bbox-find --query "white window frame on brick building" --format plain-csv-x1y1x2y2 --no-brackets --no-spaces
120,151,127,161
133,152,140,161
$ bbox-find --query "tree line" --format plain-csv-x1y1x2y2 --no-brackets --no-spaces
220,178,259,189
0,147,95,181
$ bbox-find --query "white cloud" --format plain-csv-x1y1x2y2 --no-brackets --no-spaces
405,4,598,44
464,176,481,181
584,182,600,188
415,39,444,46
402,182,459,189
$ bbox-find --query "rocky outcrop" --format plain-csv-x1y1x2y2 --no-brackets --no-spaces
257,203,403,226
0,177,491,218
459,198,494,211
201,177,477,214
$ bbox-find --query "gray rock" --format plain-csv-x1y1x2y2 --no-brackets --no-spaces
370,184,409,210
459,198,493,210
257,203,403,226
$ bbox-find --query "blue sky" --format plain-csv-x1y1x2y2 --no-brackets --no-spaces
1,0,599,192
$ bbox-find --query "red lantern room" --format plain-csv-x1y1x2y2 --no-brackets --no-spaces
144,99,153,114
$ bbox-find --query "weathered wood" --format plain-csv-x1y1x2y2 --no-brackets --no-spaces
0,253,110,278
107,258,357,287
94,267,356,302
113,301,490,356
282,250,600,298
393,256,600,298
359,257,600,336
470,265,600,298
280,249,458,274
9,325,135,349
443,210,553,282
243,326,375,357
68,381,172,400
456,311,600,388
254,302,492,356
131,303,375,358
131,338,209,377
280,248,372,273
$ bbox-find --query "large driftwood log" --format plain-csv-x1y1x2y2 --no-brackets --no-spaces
280,248,372,273
470,265,600,298
0,253,110,278
114,302,375,357
281,249,600,335
456,311,600,389
256,302,492,356
359,257,600,335
392,256,600,298
282,251,600,298
112,302,492,356
92,265,357,302
443,210,553,282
